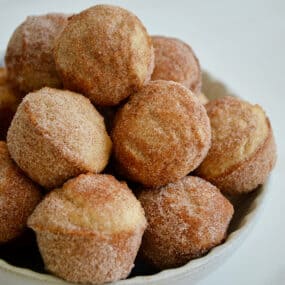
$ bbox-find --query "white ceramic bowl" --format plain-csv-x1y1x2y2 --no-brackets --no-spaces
0,60,270,285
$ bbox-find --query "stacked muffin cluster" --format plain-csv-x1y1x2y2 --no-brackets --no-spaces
0,4,276,285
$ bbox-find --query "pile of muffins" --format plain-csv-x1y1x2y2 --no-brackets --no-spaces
0,4,277,285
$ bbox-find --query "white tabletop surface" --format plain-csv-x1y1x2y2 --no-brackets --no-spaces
0,0,284,284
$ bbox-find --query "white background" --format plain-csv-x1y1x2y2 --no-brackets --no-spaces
0,0,284,284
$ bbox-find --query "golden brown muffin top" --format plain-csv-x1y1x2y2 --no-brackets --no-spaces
0,141,42,243
28,173,146,235
151,36,201,94
8,87,112,171
54,4,154,106
112,80,211,187
0,141,40,198
5,13,68,94
138,176,234,268
198,96,269,178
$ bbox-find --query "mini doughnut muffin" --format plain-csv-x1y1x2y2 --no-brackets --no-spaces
28,173,147,284
0,141,41,243
0,67,7,85
197,92,209,105
5,13,68,94
196,96,277,194
138,176,234,269
7,87,112,189
0,83,19,140
112,80,211,187
151,36,202,94
54,5,154,106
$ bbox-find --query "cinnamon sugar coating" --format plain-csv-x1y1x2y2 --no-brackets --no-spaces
28,173,146,284
196,96,277,194
151,36,202,94
0,141,41,243
7,87,112,189
112,80,211,187
0,77,19,140
54,5,154,106
138,176,234,269
5,13,68,94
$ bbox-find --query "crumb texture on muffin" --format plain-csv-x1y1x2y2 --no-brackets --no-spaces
138,176,234,269
151,36,201,94
112,80,211,187
196,96,276,194
7,87,112,189
5,13,68,94
28,173,146,284
54,5,154,106
28,174,146,234
0,141,41,243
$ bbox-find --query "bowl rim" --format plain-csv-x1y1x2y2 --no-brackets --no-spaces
0,67,271,284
